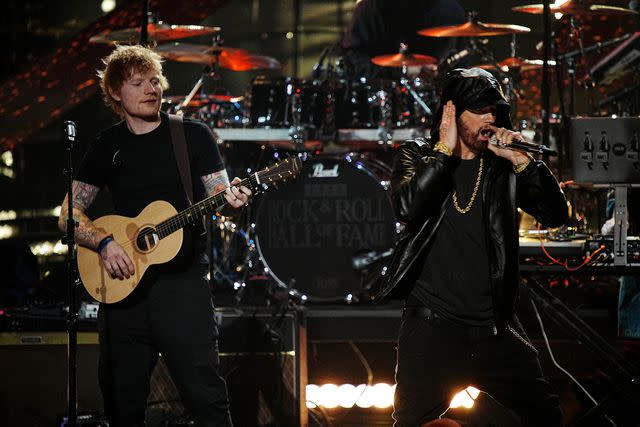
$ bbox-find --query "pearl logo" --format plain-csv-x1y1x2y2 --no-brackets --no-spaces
310,163,339,178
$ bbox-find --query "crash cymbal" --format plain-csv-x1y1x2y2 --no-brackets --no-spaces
162,94,244,107
418,21,531,37
155,43,282,71
478,57,557,71
371,52,437,67
512,2,639,15
89,23,221,44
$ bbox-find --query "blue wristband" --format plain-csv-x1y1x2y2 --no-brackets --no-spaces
97,235,114,254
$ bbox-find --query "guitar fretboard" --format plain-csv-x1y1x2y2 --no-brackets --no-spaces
155,174,257,239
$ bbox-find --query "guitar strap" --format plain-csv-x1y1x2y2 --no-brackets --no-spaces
167,114,194,206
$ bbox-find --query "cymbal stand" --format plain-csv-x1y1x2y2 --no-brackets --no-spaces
180,34,225,111
288,83,308,149
399,64,433,117
375,84,393,147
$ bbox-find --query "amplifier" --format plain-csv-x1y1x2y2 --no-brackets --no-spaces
570,117,640,184
0,332,102,427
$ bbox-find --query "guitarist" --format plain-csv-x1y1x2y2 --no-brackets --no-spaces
57,45,250,426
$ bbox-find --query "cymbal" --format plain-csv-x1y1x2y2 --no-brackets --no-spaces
155,43,282,71
418,21,531,37
512,2,639,16
479,57,557,71
371,52,437,67
163,94,244,107
89,23,221,44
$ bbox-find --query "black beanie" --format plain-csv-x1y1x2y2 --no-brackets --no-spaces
430,68,512,142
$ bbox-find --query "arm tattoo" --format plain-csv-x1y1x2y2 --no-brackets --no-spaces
58,181,104,249
201,170,230,196
71,181,100,210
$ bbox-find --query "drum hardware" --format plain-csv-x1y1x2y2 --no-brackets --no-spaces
512,2,640,16
417,12,531,38
371,44,435,120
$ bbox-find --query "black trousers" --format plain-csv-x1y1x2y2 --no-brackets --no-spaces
393,310,562,427
98,266,233,427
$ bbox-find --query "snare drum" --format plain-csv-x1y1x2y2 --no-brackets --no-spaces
254,154,397,302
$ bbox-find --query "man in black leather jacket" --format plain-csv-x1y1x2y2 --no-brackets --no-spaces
376,68,568,426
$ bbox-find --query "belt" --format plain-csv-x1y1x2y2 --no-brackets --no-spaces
402,306,441,319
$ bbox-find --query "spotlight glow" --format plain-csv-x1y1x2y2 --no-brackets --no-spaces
449,386,481,409
306,383,396,409
101,0,116,13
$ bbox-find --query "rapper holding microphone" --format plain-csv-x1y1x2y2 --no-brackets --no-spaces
374,68,568,426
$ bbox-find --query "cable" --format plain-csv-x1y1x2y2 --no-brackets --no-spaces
536,224,606,271
348,340,375,408
530,298,617,427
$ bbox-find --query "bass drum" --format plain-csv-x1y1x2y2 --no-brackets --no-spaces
254,154,397,302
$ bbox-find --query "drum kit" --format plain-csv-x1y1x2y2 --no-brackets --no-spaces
90,2,638,304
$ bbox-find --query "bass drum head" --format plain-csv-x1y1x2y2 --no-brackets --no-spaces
255,154,397,301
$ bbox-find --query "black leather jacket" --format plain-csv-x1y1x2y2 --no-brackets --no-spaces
371,139,568,331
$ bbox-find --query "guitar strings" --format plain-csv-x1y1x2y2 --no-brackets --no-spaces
97,165,292,250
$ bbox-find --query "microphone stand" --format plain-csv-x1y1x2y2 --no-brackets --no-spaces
63,121,78,427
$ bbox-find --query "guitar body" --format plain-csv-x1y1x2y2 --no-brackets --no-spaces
77,156,302,304
77,200,183,304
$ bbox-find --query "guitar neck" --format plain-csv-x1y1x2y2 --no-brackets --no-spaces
154,174,257,239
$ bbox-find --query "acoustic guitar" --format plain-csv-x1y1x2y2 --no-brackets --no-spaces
77,157,302,304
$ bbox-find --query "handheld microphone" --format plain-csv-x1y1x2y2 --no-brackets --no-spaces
489,134,557,156
311,46,331,79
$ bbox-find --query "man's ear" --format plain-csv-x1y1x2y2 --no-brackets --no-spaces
108,87,121,102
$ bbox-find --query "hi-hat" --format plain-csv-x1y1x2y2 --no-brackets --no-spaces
371,52,437,67
162,94,244,107
155,43,281,71
89,23,221,44
418,21,531,37
478,57,557,71
513,2,639,15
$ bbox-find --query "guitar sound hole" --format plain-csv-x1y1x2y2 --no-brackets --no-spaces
136,227,159,252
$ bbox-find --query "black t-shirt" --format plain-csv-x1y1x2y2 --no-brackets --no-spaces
409,155,493,325
76,112,225,273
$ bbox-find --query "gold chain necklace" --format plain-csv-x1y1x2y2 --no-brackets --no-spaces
452,156,484,214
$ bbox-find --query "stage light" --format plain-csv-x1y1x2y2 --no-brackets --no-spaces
372,383,395,408
318,384,340,408
306,383,396,409
29,240,68,256
306,384,320,409
101,0,116,13
1,151,13,167
355,384,375,408
337,384,360,408
449,386,481,409
0,210,17,221
0,225,16,239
